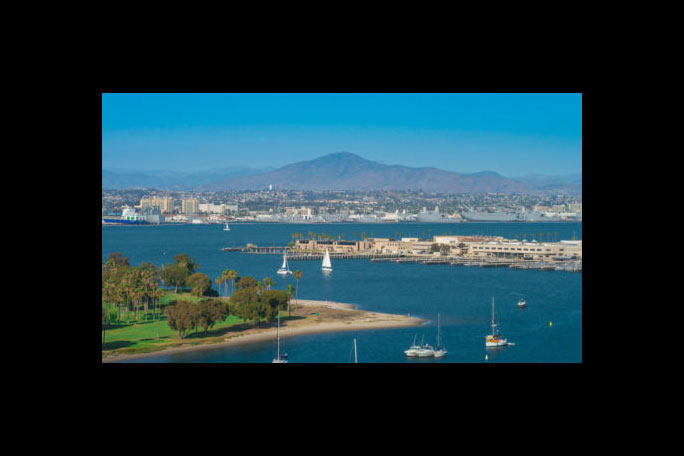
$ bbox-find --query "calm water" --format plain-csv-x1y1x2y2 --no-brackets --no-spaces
102,222,582,363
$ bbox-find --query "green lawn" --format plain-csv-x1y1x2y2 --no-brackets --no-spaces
102,291,246,357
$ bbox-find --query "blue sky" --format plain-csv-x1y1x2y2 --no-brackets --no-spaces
102,93,582,176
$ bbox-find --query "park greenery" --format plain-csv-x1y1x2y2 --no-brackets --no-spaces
102,251,300,356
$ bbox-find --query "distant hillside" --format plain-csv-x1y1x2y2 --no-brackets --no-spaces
204,152,533,193
103,153,581,194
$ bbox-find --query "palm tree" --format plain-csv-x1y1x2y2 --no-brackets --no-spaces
263,277,274,291
293,270,303,314
215,276,223,297
286,284,295,317
220,269,231,297
228,270,238,297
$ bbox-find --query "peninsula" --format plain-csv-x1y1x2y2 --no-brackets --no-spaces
102,299,424,363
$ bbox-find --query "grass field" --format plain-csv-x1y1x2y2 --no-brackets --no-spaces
102,291,247,357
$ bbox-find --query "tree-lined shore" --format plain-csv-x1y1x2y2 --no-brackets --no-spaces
102,251,302,357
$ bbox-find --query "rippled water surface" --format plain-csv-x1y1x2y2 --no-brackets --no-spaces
102,222,582,363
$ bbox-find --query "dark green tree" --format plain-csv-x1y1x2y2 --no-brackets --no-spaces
165,300,197,339
160,264,189,293
186,272,212,297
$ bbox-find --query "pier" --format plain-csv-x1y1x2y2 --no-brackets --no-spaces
224,245,581,272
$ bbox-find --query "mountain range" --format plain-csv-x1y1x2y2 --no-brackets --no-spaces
103,152,581,194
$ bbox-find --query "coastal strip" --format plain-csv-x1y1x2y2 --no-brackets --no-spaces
102,299,424,363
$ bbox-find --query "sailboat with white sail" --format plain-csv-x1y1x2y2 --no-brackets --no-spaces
322,248,333,272
485,297,508,347
223,221,230,231
277,251,292,275
272,308,288,363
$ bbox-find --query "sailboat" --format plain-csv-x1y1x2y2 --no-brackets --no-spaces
517,297,526,308
277,251,293,275
223,221,230,231
322,248,333,272
485,297,508,347
416,334,435,357
404,334,422,357
272,307,288,363
433,313,447,357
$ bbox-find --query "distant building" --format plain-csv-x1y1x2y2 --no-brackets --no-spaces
140,197,175,214
198,203,227,214
182,198,199,215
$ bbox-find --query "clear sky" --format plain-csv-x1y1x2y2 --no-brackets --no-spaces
102,93,582,176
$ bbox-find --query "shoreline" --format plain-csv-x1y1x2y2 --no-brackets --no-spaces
102,299,424,363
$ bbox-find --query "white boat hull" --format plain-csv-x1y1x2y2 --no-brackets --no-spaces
322,267,332,272
485,339,508,347
416,348,435,357
272,359,288,363
433,349,447,357
277,269,292,275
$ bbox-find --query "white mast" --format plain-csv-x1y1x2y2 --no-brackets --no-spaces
437,313,441,347
276,307,280,361
354,338,357,363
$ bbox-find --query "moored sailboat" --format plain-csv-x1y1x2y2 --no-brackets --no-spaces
485,297,508,347
223,222,230,231
272,307,288,363
404,334,421,357
433,313,447,357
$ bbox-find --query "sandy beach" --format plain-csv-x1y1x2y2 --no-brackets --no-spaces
102,299,424,363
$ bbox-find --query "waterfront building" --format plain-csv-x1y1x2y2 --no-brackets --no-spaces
466,240,582,260
182,198,199,215
294,239,372,253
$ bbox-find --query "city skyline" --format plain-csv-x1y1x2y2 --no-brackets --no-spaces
102,93,582,177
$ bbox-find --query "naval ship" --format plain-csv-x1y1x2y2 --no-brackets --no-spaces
414,206,462,223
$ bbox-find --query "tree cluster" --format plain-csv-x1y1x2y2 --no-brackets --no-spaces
165,298,228,339
229,276,290,325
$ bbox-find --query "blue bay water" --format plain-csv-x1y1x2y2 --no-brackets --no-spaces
102,222,582,363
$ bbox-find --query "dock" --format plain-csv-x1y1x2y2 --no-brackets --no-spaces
224,245,581,272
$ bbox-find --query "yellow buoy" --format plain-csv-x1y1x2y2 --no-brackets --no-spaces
549,321,553,327
485,354,488,361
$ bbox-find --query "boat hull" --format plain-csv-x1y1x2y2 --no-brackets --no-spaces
485,339,508,347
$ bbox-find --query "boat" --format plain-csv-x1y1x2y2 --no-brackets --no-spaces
277,252,293,275
223,222,230,231
404,335,422,357
322,248,333,272
485,297,508,347
272,306,288,363
101,207,149,225
415,335,435,357
518,298,526,308
433,313,447,357
461,207,524,222
415,206,461,223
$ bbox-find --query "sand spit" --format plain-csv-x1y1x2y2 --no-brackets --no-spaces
102,299,423,363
